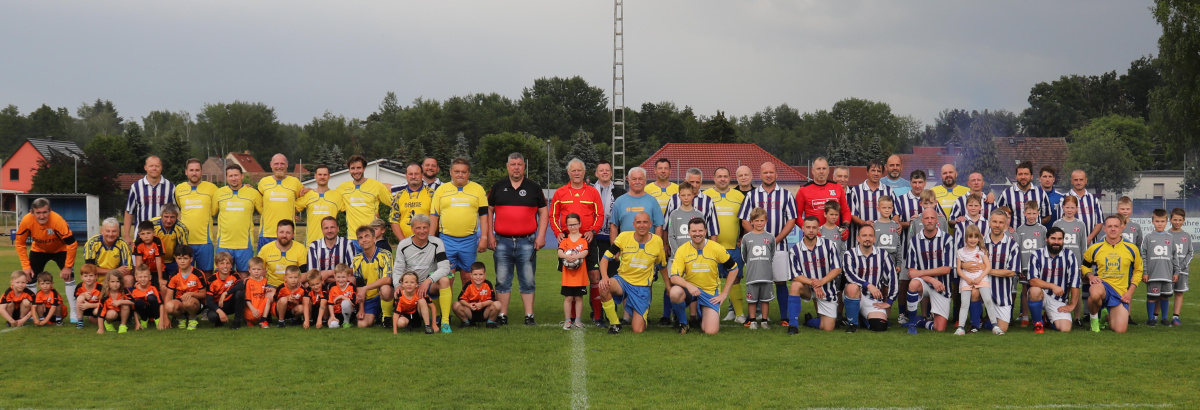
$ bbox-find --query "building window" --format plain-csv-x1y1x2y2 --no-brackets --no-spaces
8,168,17,181
1154,183,1165,200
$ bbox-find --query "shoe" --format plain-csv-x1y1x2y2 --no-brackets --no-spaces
441,323,452,333
608,324,621,334
780,320,789,328
734,315,747,324
657,317,672,326
678,324,689,334
787,326,799,335
1129,316,1138,326
760,321,770,330
838,317,850,328
954,326,966,335
382,317,393,329
573,320,585,329
524,315,537,326
619,318,631,326
1020,316,1029,327
1173,317,1181,326
276,320,287,328
1161,319,1171,327
174,319,184,329
993,326,1005,336
187,320,198,330
462,320,473,328
846,324,858,333
1147,318,1158,326
260,321,269,329
563,322,572,330
804,313,814,326
139,319,149,329
723,311,736,321
55,317,63,326
897,315,909,325
75,321,85,330
1034,321,1044,334
1074,317,1085,327
341,321,351,329
424,326,435,334
486,321,498,329
498,314,508,325
1090,317,1101,333
104,322,115,332
907,324,918,335
748,321,759,330
118,324,128,334
594,318,607,328
70,317,79,324
969,326,979,334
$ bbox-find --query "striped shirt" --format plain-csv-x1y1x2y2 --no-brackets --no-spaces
737,185,798,251
948,192,996,222
847,181,895,241
842,245,899,303
307,237,357,272
952,217,989,249
985,233,1020,306
995,184,1052,230
664,192,720,237
1062,190,1104,240
906,229,954,297
126,176,175,226
1028,248,1080,303
787,238,842,302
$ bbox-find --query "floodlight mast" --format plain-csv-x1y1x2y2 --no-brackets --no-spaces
612,0,626,187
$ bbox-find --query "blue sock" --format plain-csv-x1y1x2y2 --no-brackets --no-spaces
787,294,802,326
916,318,934,330
969,301,982,328
906,291,921,324
1146,299,1156,320
672,300,688,325
662,288,673,319
980,320,994,330
844,297,861,326
776,284,790,321
805,317,821,328
1161,298,1170,320
1029,300,1044,325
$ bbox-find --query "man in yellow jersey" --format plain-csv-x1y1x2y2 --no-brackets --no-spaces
648,158,678,216
597,211,667,334
352,225,394,328
84,218,134,286
298,164,344,247
150,204,189,277
257,220,307,287
175,158,219,271
338,155,392,241
706,166,747,322
930,164,970,221
258,154,307,247
1082,214,1143,333
389,163,433,241
430,157,491,288
667,217,739,334
213,164,263,273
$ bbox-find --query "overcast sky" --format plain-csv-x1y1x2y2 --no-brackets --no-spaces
0,1,1161,127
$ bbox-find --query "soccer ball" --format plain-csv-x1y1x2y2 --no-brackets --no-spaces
328,319,340,328
563,249,582,269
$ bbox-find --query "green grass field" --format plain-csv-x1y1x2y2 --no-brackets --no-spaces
0,244,1197,409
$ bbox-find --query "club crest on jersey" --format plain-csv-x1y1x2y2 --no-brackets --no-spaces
829,190,837,196
1034,232,1041,237
46,229,54,235
518,190,526,197
1165,239,1171,245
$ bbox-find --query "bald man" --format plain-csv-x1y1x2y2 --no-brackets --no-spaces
258,153,307,247
929,164,969,223
882,155,910,196
124,156,175,243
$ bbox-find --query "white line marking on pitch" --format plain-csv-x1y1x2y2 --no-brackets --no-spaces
1132,297,1200,308
994,404,1172,409
570,329,588,410
0,326,23,334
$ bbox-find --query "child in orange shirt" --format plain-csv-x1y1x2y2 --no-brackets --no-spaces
97,273,133,334
557,213,589,330
243,257,275,329
132,221,166,286
453,262,500,328
325,264,356,329
393,271,433,334
164,246,207,330
32,272,64,326
1,271,35,327
74,265,102,330
205,252,243,329
303,269,324,329
273,266,306,328
129,265,166,330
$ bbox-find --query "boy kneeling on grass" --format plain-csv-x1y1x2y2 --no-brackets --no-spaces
273,266,307,328
74,264,103,329
393,271,434,334
2,271,36,327
32,271,65,326
206,252,244,329
453,262,500,329
165,246,207,330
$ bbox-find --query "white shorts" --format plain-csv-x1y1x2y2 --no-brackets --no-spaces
986,302,1013,324
771,252,791,282
859,295,888,318
805,296,837,318
1041,291,1072,323
919,280,951,319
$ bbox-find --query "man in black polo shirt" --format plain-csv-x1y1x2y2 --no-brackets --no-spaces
488,152,548,325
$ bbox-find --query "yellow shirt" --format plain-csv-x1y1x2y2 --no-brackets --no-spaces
604,231,667,287
84,234,134,282
389,185,434,238
297,188,344,246
648,182,678,215
670,239,731,294
337,179,392,240
430,182,489,237
1082,240,1144,296
174,181,218,245
257,176,304,238
150,216,189,261
256,241,308,287
704,187,745,249
353,249,393,299
213,186,263,250
931,185,971,219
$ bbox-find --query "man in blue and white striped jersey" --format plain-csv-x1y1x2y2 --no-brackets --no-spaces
904,208,954,334
1028,227,1081,333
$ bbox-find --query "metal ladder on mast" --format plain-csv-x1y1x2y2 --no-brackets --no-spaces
612,0,626,187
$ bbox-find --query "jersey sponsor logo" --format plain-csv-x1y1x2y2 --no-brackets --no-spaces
828,190,836,196
1153,245,1170,256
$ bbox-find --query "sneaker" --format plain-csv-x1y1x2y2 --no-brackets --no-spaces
276,320,287,328
787,326,799,335
104,322,115,332
498,314,508,325
734,315,747,324
838,317,850,328
1090,317,1101,333
174,318,184,329
118,324,128,334
619,318,632,327
760,321,771,330
1161,319,1171,327
75,321,85,330
907,323,918,335
441,323,452,333
1034,321,1044,334
563,322,572,330
487,321,499,329
968,326,979,334
462,320,472,328
954,327,966,335
780,320,789,328
993,326,1005,336
1147,318,1158,326
260,321,270,329
1173,316,1182,326
1019,316,1029,327
70,317,79,324
678,324,689,334
748,321,759,330
657,317,673,326
139,319,149,329
341,321,351,329
846,324,858,333
804,313,814,326
897,315,909,325
608,324,621,334
1074,317,1085,327
573,320,585,329
1129,316,1138,326
424,326,435,334
723,311,736,321
55,317,63,326
381,317,393,329
229,320,241,330
187,320,198,331
524,315,537,326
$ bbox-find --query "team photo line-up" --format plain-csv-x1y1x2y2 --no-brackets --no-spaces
2,152,1187,336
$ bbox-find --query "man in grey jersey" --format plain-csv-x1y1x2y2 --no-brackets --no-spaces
392,215,456,326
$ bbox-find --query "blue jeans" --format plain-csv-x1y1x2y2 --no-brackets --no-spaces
494,234,536,294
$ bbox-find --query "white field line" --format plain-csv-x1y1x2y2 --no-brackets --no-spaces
994,404,1173,409
569,328,588,410
0,325,23,334
1131,297,1200,308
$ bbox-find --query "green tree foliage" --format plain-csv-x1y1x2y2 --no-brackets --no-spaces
195,101,282,166
830,98,902,155
453,132,471,161
74,99,123,144
1065,130,1139,196
474,133,549,188
1150,0,1200,167
700,111,737,143
519,76,609,140
1069,115,1153,170
959,112,1005,184
563,129,601,173
30,151,121,217
311,144,347,173
155,130,192,184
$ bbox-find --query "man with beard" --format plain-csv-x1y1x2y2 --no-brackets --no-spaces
995,161,1052,231
258,154,307,247
175,159,219,271
256,219,307,288
298,164,345,247
307,216,357,281
1027,227,1081,333
785,216,843,333
738,162,798,327
420,157,443,192
1039,167,1065,228
930,164,970,224
881,155,909,196
337,155,393,242
214,164,263,274
389,163,434,241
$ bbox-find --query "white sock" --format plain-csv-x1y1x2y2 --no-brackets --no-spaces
341,300,353,324
1090,313,1098,320
64,280,78,320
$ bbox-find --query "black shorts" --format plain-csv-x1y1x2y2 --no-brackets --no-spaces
470,309,486,323
561,286,587,297
397,312,425,328
595,238,616,276
29,252,68,276
82,308,99,318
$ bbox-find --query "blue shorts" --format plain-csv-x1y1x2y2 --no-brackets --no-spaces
684,289,721,312
191,243,214,272
719,249,743,279
258,236,277,247
217,247,254,272
1100,282,1130,311
364,296,381,317
443,232,480,273
611,276,650,318
163,261,179,277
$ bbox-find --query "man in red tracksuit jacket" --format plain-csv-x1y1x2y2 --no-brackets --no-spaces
795,157,850,239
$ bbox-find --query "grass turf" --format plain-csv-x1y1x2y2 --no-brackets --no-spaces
0,246,1197,408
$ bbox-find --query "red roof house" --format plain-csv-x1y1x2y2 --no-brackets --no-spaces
638,143,807,184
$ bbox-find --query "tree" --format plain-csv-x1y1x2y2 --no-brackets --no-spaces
1065,130,1139,196
84,134,138,174
700,111,737,143
155,130,192,184
474,132,549,187
312,144,347,172
519,76,609,139
74,99,123,144
1150,0,1200,167
195,101,282,166
123,124,151,172
0,104,27,156
30,151,121,217
562,128,602,172
959,113,1004,184
453,132,471,161
1069,115,1153,170
864,135,886,164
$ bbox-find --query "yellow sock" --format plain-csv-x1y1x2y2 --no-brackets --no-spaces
730,282,746,317
381,300,393,319
602,299,620,325
439,287,452,324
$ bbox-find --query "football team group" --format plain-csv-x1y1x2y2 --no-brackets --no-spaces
1,152,1188,336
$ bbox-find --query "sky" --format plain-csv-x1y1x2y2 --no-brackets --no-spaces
0,1,1162,127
